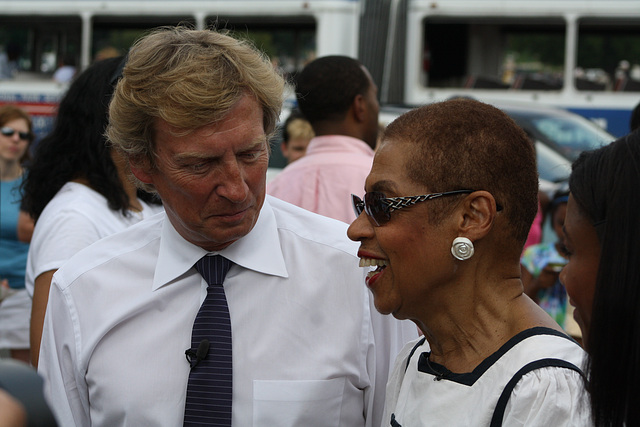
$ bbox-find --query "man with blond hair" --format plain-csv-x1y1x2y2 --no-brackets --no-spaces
38,27,416,427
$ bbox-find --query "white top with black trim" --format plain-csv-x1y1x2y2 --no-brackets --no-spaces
383,327,592,426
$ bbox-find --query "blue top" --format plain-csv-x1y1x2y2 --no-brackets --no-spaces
0,176,29,289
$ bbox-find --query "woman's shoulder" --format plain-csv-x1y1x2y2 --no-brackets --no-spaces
34,182,136,240
502,362,590,425
47,182,107,205
486,329,589,425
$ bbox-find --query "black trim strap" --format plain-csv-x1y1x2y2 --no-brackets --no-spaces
405,337,426,373
390,338,427,427
489,358,584,427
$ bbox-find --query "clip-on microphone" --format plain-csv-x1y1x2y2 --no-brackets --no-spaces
185,339,210,369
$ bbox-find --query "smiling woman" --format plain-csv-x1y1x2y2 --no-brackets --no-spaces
348,98,591,426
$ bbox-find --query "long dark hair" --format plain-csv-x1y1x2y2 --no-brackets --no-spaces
21,56,156,220
569,130,640,426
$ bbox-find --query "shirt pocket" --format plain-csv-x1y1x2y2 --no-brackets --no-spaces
253,377,345,426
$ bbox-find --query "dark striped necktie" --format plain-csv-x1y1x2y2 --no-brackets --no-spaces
184,255,234,426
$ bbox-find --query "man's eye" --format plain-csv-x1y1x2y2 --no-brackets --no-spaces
189,162,208,172
240,151,260,161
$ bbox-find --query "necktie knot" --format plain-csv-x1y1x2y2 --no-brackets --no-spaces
194,255,233,287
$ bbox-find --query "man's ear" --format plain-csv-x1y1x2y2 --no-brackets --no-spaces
352,94,367,123
129,157,154,185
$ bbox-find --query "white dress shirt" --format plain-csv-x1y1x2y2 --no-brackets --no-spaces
39,196,417,427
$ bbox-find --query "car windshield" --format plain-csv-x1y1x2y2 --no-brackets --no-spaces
536,142,571,183
524,114,614,160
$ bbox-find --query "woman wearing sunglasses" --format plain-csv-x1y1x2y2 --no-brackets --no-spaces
560,130,640,426
0,105,34,364
348,98,590,426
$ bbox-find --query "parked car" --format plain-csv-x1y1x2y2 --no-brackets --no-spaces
498,102,615,161
379,103,575,185
381,102,614,160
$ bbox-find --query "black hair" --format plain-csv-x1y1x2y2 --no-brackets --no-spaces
295,55,370,125
630,101,640,132
569,129,640,426
21,56,158,221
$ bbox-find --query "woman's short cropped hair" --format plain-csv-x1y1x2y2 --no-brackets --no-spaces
107,26,285,192
383,98,538,245
0,105,33,163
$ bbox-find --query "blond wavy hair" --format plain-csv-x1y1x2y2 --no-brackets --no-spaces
107,26,285,191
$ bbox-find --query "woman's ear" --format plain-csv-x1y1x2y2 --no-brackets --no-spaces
458,190,499,240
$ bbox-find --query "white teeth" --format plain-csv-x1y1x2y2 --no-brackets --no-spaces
359,258,388,268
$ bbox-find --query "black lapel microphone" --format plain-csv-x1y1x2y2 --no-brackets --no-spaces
185,339,210,369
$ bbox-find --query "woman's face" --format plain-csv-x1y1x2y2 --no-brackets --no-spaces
0,118,30,164
347,140,457,321
559,195,600,342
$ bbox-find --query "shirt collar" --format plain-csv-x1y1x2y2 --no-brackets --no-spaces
152,197,288,291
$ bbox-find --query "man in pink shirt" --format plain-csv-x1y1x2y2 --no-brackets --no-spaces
268,56,379,223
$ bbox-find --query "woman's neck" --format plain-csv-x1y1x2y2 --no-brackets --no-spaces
121,175,143,212
0,159,22,181
418,275,532,373
111,149,143,212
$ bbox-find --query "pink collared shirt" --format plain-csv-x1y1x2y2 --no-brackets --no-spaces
268,135,374,224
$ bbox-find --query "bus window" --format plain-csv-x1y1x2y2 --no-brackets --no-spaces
421,17,565,91
207,16,316,80
0,16,81,79
576,18,640,92
92,15,196,62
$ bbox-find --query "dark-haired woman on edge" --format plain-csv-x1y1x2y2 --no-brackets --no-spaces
561,129,640,426
21,56,162,367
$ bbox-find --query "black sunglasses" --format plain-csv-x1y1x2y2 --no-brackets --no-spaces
1,127,31,141
351,190,475,226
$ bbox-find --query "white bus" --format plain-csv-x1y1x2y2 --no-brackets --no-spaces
3,0,639,140
0,0,361,140
398,0,640,137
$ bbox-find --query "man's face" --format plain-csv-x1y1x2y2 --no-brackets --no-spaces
131,95,269,251
281,137,310,164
